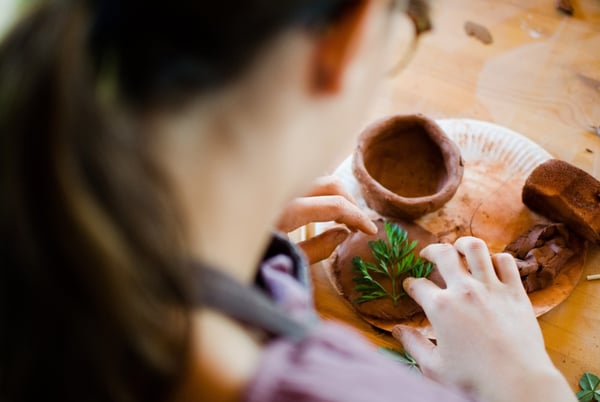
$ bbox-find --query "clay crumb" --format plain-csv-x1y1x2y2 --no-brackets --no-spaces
464,21,493,45
555,0,574,15
586,148,594,154
577,74,600,91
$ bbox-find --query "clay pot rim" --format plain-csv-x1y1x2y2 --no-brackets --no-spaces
353,114,463,206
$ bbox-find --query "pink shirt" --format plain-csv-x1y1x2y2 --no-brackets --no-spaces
238,250,474,402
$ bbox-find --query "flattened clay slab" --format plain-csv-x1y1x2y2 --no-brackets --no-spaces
332,219,445,322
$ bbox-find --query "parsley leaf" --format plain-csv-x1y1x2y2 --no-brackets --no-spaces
352,221,433,306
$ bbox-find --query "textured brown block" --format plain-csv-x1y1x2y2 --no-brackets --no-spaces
522,159,600,244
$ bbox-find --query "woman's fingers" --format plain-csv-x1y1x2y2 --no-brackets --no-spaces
305,176,359,205
276,176,377,263
453,237,497,284
391,325,436,375
419,243,468,286
276,195,377,234
492,252,524,289
297,227,350,264
403,277,440,312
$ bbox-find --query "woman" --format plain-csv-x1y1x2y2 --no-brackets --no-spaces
0,1,575,401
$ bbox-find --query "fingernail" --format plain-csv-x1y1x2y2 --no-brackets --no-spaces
334,228,350,242
367,220,378,234
391,324,408,341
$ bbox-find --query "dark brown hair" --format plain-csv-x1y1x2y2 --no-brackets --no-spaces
0,0,353,401
0,2,188,401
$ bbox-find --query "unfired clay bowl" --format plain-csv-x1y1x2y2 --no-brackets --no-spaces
353,114,464,220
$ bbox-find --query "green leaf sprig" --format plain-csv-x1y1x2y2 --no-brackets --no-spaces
352,221,433,306
577,373,600,402
378,347,421,374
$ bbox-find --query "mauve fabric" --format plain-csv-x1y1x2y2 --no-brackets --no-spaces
242,322,472,402
259,254,314,319
241,249,475,402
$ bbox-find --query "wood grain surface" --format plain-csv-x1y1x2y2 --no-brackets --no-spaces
310,0,600,392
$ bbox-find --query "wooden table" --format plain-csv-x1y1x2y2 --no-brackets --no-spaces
310,0,600,392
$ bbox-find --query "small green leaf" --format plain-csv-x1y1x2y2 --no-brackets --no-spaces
371,241,388,260
355,292,387,304
379,260,389,273
577,373,600,402
398,230,408,247
378,347,421,374
576,390,594,402
424,262,433,277
403,254,415,273
412,262,423,277
580,373,600,392
384,222,396,242
399,240,417,259
365,262,383,274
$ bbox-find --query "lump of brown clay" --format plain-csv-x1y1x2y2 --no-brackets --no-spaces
332,219,444,322
504,223,583,293
353,114,464,220
464,21,493,45
522,159,600,244
555,0,574,15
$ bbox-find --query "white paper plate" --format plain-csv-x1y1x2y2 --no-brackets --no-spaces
321,118,586,337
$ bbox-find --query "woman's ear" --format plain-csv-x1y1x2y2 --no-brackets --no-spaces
310,0,372,94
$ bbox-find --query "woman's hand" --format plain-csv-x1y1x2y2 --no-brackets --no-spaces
393,237,575,402
276,176,377,264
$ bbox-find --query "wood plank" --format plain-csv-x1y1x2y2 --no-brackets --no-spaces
312,0,600,392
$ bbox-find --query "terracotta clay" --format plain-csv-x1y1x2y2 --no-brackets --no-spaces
555,0,574,15
332,219,445,322
353,114,464,220
504,223,584,293
522,159,600,244
464,21,493,45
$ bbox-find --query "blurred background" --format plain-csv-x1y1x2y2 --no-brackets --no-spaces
0,0,17,37
0,0,35,38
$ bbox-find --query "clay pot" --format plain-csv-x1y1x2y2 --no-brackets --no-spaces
353,114,464,220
